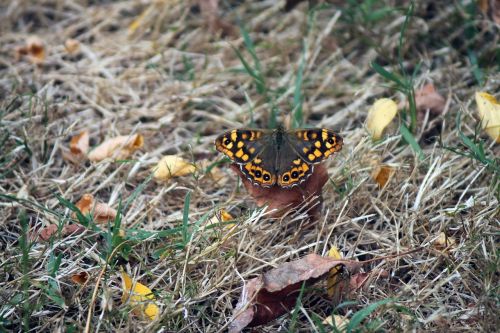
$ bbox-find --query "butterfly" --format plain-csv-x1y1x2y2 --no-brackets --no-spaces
214,125,343,188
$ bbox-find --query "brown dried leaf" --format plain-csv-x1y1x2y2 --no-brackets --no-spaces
64,38,80,54
88,134,143,162
229,254,361,332
38,223,86,241
71,271,90,285
74,194,117,224
349,269,389,291
415,83,446,117
230,163,329,219
371,164,395,188
16,37,46,64
69,130,89,156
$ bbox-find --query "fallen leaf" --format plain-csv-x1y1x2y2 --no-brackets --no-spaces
323,314,349,330
475,92,500,143
371,164,395,188
69,130,89,156
37,223,86,241
230,163,329,219
205,209,234,230
153,155,196,181
71,271,90,285
88,134,143,161
433,232,456,250
64,38,80,54
120,269,159,321
349,269,389,291
327,246,342,297
16,36,46,64
415,83,446,117
366,98,398,140
74,194,117,224
228,254,360,332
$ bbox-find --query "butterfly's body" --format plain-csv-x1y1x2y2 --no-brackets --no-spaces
215,126,343,188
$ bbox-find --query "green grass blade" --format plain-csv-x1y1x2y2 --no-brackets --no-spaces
371,62,405,87
346,298,394,332
400,123,424,161
182,191,191,246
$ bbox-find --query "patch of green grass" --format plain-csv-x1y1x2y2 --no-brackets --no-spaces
343,0,397,26
232,25,280,128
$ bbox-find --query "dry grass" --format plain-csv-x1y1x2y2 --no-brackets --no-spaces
0,0,499,332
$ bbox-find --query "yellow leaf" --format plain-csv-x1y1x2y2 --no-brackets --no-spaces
327,246,342,297
153,155,196,180
120,269,159,321
366,98,398,140
323,314,349,330
433,232,456,250
204,209,235,231
88,134,144,161
475,92,500,143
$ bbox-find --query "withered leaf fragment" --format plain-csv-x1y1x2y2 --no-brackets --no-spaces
228,254,360,332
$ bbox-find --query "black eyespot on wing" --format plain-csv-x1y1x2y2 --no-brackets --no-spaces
291,171,299,179
263,174,270,181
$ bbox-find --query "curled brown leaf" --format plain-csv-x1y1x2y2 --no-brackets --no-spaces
415,83,446,119
71,271,90,285
74,194,117,224
229,254,361,332
38,223,86,242
16,36,46,64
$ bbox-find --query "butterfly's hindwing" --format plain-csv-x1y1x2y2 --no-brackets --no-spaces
239,147,277,187
271,139,311,187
